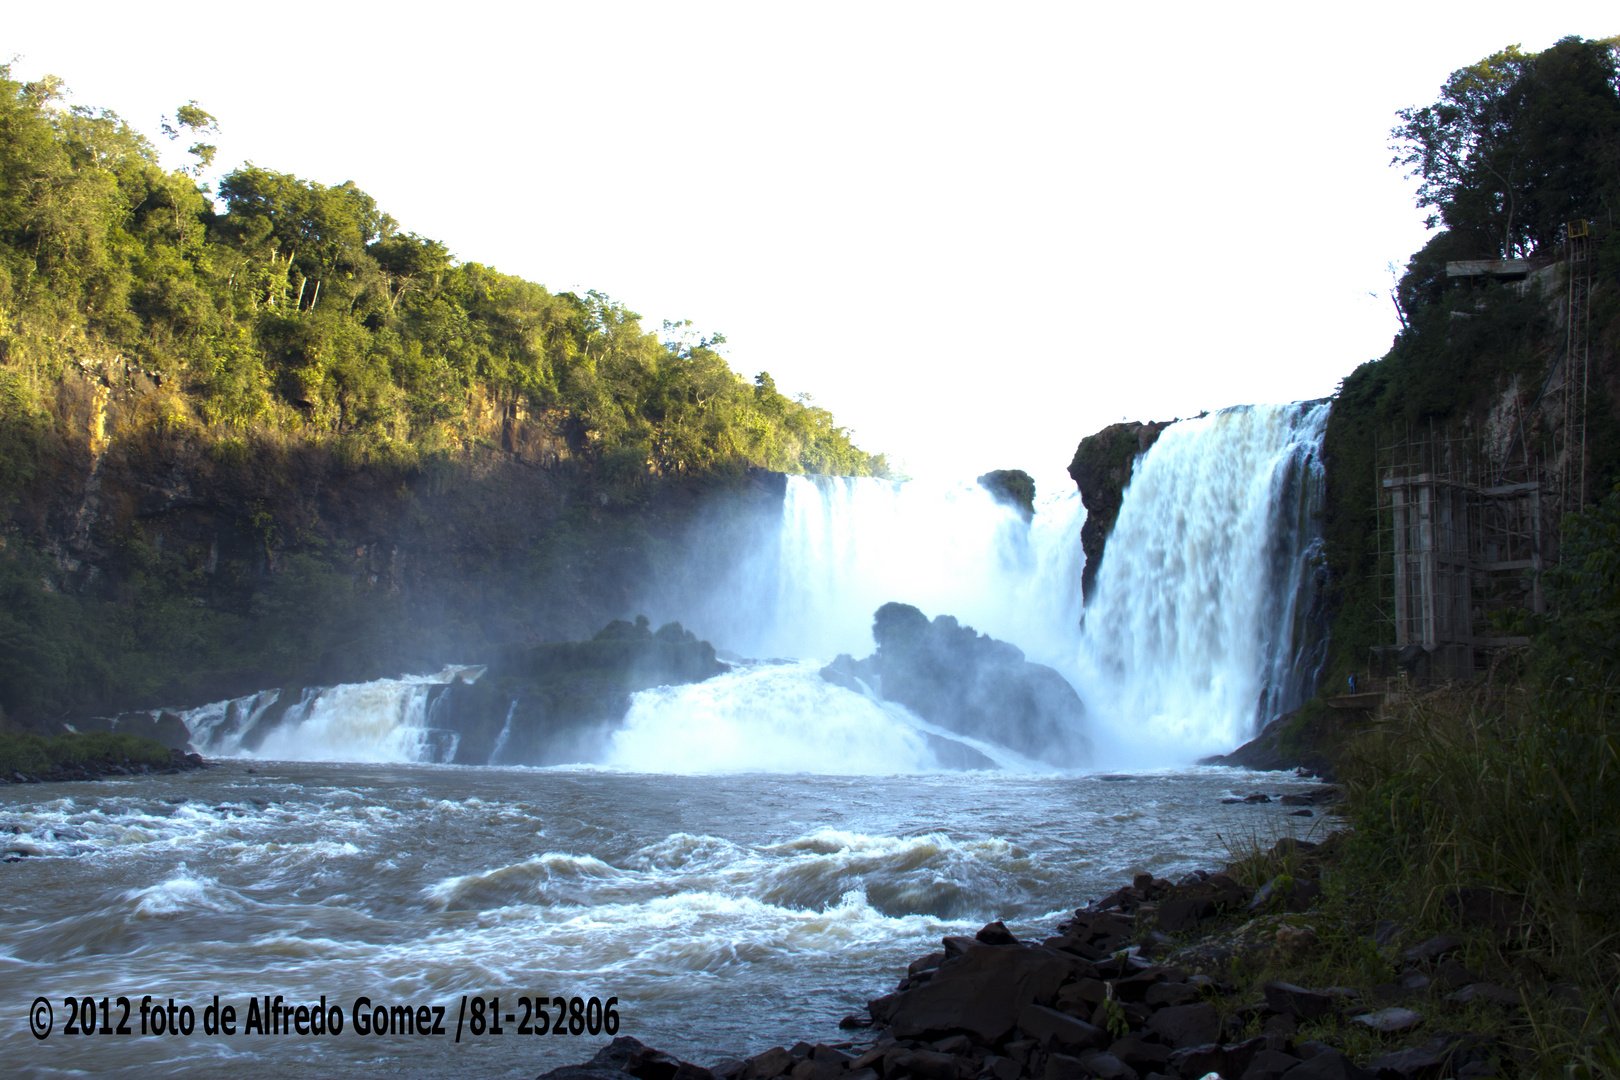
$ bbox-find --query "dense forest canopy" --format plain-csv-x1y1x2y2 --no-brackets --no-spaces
0,65,888,481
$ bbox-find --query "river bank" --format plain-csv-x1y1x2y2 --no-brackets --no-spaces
540,793,1569,1080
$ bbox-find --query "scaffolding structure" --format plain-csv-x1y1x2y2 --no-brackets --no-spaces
1374,426,1548,682
1375,219,1601,683
1560,220,1593,515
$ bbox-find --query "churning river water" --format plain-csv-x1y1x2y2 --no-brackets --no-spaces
0,762,1321,1079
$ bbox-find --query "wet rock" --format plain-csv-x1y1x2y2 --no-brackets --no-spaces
1281,1049,1375,1079
976,920,1018,946
1244,792,1273,803
1112,966,1173,1002
1055,979,1108,1015
1289,809,1314,817
1165,1043,1230,1077
1068,418,1175,602
1262,982,1336,1021
819,654,876,694
1016,1004,1109,1053
1076,1050,1136,1080
745,1048,794,1079
866,602,1092,767
982,1055,1021,1080
1107,1037,1171,1072
539,1037,714,1080
1155,896,1214,933
1279,793,1314,806
1349,1007,1423,1035
1242,1049,1303,1080
1143,1003,1218,1048
1142,982,1198,1008
892,1050,959,1080
1042,1052,1086,1080
1366,1043,1448,1078
884,945,1076,1042
909,952,947,976
1371,919,1402,946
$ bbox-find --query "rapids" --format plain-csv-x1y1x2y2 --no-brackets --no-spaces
0,762,1322,1079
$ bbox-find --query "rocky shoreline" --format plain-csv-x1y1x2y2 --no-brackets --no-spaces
539,806,1514,1080
0,747,206,785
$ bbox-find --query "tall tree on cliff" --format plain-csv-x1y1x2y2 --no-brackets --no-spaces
1391,35,1620,259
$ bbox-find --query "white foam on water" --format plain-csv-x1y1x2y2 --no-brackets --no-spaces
602,663,946,774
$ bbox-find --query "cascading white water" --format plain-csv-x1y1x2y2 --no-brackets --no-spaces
170,409,1331,772
701,476,1087,667
1077,402,1330,759
184,668,476,763
603,663,1039,774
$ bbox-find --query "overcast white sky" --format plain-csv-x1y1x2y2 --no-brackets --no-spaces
6,2,1617,484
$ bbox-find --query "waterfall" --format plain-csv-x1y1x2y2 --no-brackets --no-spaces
164,409,1332,770
487,701,518,766
697,475,1087,666
182,669,476,763
1078,402,1330,758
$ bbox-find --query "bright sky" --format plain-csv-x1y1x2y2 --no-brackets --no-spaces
6,2,1617,485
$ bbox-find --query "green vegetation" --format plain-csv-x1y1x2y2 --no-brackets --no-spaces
1218,39,1620,1070
0,64,886,491
0,729,174,775
1207,487,1620,1072
1321,35,1620,681
0,64,888,724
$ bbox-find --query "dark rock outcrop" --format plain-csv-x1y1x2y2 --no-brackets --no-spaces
1199,701,1342,779
976,470,1036,522
867,603,1090,767
436,617,727,766
1067,419,1174,603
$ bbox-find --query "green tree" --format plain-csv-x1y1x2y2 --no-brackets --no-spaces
1392,37,1620,258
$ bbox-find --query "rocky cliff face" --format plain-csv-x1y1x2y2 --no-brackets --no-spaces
1066,420,1174,602
0,363,786,723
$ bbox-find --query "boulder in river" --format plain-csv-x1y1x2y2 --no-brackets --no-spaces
440,616,727,766
822,603,1090,767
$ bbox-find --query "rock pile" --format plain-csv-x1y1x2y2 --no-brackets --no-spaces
538,835,1509,1080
